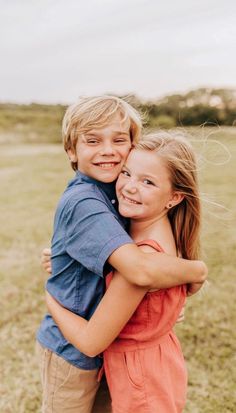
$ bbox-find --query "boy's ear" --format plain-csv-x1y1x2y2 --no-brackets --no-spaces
67,148,77,162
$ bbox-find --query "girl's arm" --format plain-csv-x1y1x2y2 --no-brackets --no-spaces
46,271,148,357
45,241,199,356
41,248,52,273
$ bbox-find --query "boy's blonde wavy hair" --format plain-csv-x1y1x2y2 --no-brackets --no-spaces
62,95,142,171
136,131,201,260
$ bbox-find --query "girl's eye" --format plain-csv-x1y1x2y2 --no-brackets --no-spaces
121,170,130,177
143,179,154,185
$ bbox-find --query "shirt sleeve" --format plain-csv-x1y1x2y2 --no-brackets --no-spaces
64,190,133,277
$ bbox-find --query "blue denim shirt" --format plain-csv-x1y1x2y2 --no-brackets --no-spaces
37,171,133,370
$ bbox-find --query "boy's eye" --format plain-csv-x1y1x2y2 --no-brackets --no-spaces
114,137,130,144
86,139,99,144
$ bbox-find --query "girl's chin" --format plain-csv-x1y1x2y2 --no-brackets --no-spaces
118,206,137,218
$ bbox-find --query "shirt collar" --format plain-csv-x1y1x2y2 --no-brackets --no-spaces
69,170,117,202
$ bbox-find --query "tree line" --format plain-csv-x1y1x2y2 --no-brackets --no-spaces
130,88,236,128
0,88,235,144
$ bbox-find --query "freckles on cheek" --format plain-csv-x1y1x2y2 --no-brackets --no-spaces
123,147,131,158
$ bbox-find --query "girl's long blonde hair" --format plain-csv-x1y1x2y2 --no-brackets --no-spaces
136,132,201,260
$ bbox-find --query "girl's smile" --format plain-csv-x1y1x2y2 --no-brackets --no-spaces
116,149,178,222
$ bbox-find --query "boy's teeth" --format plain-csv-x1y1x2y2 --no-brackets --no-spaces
98,163,115,168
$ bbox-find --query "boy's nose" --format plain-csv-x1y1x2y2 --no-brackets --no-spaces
99,143,115,156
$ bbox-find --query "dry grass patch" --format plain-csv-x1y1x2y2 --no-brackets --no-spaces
0,129,235,412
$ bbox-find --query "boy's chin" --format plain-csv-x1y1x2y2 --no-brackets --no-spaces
99,176,117,183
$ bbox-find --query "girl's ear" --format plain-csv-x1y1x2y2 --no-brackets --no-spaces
67,148,78,163
166,192,184,209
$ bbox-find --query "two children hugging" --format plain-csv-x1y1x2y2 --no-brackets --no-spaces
37,95,207,413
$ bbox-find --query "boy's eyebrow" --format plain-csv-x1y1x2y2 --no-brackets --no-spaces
87,130,130,136
112,131,130,135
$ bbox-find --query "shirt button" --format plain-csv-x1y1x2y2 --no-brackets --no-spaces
111,199,116,204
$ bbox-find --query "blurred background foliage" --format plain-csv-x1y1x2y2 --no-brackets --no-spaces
0,88,235,144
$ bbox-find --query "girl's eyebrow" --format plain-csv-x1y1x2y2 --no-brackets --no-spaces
122,164,131,171
123,167,159,183
141,173,158,180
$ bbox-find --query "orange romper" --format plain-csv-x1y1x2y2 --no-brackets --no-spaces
103,240,187,413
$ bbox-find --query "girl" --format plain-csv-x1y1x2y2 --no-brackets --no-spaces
46,132,202,413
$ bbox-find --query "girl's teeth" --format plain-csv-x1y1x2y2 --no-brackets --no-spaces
123,196,138,204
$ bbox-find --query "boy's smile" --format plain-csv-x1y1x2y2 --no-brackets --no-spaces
68,113,132,183
93,161,120,170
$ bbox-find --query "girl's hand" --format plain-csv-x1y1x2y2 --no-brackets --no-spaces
45,290,59,313
41,248,52,274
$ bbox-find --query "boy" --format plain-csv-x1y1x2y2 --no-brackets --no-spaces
37,95,207,413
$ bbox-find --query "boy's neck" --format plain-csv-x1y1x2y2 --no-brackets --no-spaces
73,170,118,207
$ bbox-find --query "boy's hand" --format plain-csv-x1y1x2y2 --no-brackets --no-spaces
41,248,52,274
187,262,208,296
176,306,185,323
187,282,204,296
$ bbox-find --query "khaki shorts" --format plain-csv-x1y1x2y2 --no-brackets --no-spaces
36,342,100,413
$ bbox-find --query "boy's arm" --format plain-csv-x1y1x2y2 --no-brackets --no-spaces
46,271,148,357
63,195,207,288
108,244,207,289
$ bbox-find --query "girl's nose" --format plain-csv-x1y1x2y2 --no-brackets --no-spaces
124,180,138,193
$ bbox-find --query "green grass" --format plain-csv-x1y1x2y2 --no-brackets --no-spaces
0,103,66,144
0,127,235,412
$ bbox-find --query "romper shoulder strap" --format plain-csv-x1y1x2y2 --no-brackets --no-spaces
136,239,165,253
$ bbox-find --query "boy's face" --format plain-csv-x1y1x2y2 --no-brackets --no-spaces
69,113,132,183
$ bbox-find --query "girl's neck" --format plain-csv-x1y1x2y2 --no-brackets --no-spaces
130,213,177,256
129,213,168,241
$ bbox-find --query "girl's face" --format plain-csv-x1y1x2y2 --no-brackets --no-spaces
116,149,178,221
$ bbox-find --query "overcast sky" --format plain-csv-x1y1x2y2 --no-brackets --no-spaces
1,0,236,104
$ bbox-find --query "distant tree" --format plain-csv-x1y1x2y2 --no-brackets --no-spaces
178,105,220,126
149,115,176,129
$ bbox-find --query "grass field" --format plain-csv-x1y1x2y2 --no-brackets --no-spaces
0,127,235,412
